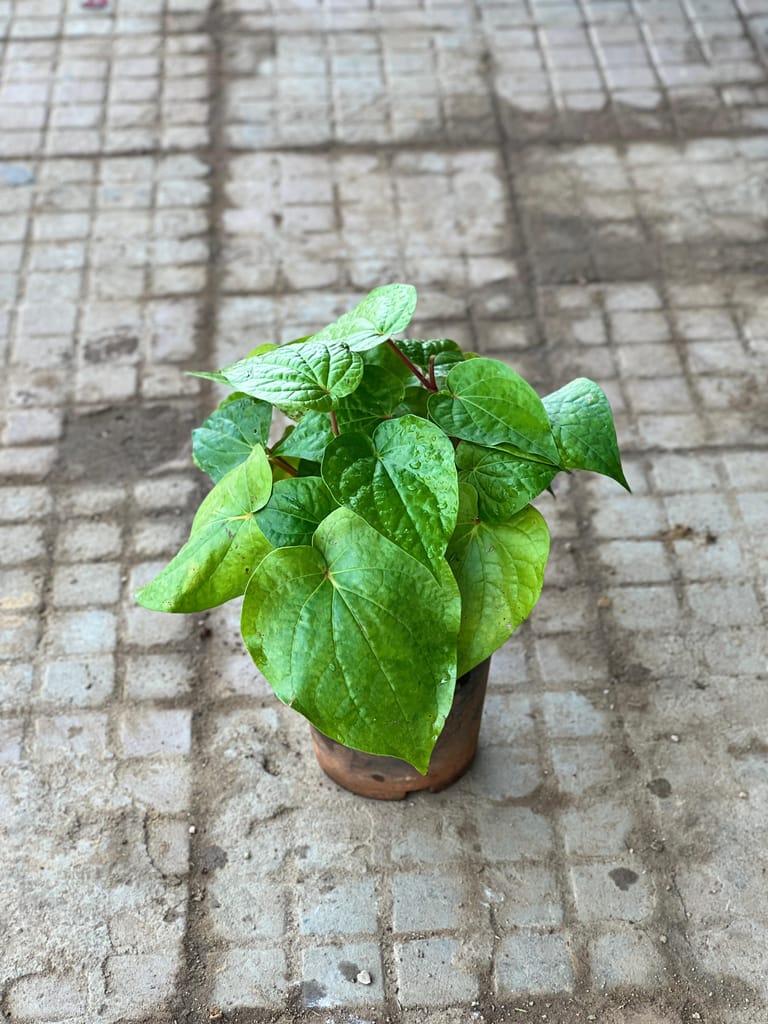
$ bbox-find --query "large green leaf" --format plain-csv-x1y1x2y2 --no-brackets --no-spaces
428,358,561,465
543,378,629,489
254,477,338,548
192,394,272,483
335,364,405,435
241,508,461,772
447,484,550,676
135,446,273,613
271,411,335,462
455,441,558,522
310,284,418,352
322,416,459,570
220,342,364,417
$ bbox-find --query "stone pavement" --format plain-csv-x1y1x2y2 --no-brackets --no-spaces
1,0,767,1021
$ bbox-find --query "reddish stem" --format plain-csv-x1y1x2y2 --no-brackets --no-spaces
270,456,299,477
329,409,339,436
385,339,436,391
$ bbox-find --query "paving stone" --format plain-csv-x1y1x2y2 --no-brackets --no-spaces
124,652,194,699
42,656,115,707
34,713,109,762
6,972,87,1020
0,663,34,707
0,524,46,564
302,942,385,1007
0,718,24,763
562,802,634,858
104,953,180,1018
475,805,555,861
551,742,618,796
570,864,655,923
52,562,122,607
466,743,542,799
486,863,564,929
0,485,53,520
495,933,575,996
395,938,478,1007
213,947,291,1009
392,871,464,933
118,761,191,814
118,708,193,757
47,610,117,656
299,877,378,936
146,818,190,877
539,691,608,738
56,520,123,561
209,876,286,941
0,612,40,660
592,927,666,990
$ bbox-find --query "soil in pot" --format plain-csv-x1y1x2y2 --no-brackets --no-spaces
309,657,491,800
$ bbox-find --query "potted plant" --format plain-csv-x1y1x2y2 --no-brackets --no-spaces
136,284,628,799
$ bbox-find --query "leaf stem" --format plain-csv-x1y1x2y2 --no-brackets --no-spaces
329,409,339,436
270,456,299,477
428,354,437,391
385,338,436,392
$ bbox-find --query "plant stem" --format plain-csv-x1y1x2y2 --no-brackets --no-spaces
329,409,339,436
270,456,299,477
385,338,436,391
428,354,437,391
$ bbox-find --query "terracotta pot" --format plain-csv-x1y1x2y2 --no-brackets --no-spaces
309,657,491,800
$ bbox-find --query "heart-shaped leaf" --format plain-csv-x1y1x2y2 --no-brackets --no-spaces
254,476,338,548
428,358,561,465
272,411,335,462
335,364,405,435
455,441,558,522
322,415,459,570
241,507,461,773
136,445,273,613
543,378,630,489
220,342,364,417
310,284,417,352
192,394,272,483
447,484,550,676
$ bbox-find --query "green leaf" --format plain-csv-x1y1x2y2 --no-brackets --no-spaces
254,477,338,547
192,394,273,483
135,446,274,613
335,364,405,435
272,411,335,462
398,338,461,365
241,507,461,773
455,441,558,522
310,284,418,352
543,378,630,489
363,341,418,385
322,416,459,570
447,484,550,676
396,385,429,419
428,358,561,465
432,349,466,390
220,342,364,416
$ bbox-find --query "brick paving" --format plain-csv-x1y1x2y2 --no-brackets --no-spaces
1,1,768,1022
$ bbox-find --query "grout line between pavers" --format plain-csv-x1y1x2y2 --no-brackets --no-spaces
171,0,233,1018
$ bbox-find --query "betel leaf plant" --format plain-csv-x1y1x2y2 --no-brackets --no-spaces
136,284,629,775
